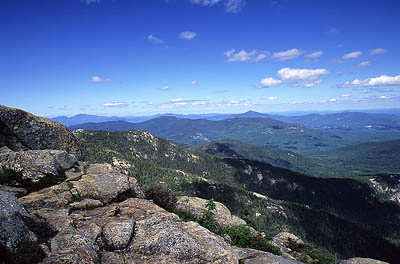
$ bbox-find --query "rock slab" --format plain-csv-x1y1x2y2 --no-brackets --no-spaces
0,105,84,159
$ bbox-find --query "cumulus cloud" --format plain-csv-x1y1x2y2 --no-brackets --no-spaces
358,61,372,67
278,68,329,81
160,85,169,90
225,49,269,62
82,0,101,4
266,96,278,101
191,81,198,85
159,99,208,108
379,95,390,99
91,76,111,83
271,48,305,60
103,102,128,108
277,68,329,87
306,51,323,58
189,0,246,13
179,31,197,40
341,94,352,97
217,98,250,106
342,51,362,60
340,74,400,87
369,48,388,55
260,77,282,88
259,68,329,88
224,0,246,13
329,98,337,102
327,27,340,35
147,34,165,45
189,0,222,6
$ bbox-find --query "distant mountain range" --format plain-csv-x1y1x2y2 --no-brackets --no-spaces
51,109,400,127
69,116,351,153
275,112,400,130
51,111,275,126
65,111,400,151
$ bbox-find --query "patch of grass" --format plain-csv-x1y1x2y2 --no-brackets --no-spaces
70,192,83,203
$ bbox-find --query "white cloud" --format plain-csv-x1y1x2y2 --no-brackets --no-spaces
379,95,389,99
272,48,305,60
189,0,222,6
91,76,111,83
160,85,169,90
341,74,400,87
159,99,208,108
300,79,323,88
260,77,282,88
327,27,340,35
306,51,323,58
103,102,128,108
92,76,102,83
266,96,278,101
189,0,246,13
278,68,329,81
171,98,185,102
369,48,387,55
277,67,329,88
224,49,269,62
224,0,246,13
191,81,198,85
179,31,197,40
341,94,352,97
147,34,165,45
217,98,249,106
358,61,372,67
342,51,362,60
329,98,337,102
82,0,101,4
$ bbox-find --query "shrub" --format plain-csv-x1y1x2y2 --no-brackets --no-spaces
145,184,177,211
222,225,281,255
196,199,281,256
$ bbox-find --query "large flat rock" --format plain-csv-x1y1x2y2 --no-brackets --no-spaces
0,105,83,159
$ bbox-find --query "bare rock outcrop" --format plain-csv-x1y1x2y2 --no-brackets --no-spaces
176,196,247,227
339,258,389,264
17,163,294,264
0,105,83,159
272,232,305,261
0,190,44,263
0,150,77,185
20,163,144,210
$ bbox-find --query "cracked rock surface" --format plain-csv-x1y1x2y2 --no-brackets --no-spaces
0,105,83,159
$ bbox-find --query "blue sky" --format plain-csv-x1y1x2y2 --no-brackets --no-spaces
1,0,400,117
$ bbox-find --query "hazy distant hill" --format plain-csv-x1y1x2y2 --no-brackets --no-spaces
314,139,400,175
74,129,400,262
272,112,400,144
189,139,350,178
275,112,400,130
190,139,400,178
51,111,274,126
70,116,349,153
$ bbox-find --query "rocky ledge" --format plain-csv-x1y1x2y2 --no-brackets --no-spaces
0,105,83,159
